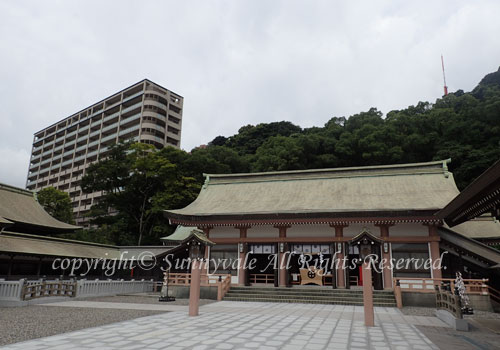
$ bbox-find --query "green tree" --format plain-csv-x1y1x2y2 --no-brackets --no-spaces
37,187,74,224
82,142,200,245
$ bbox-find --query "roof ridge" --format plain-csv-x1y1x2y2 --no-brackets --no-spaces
0,182,33,196
204,159,451,181
1,231,118,249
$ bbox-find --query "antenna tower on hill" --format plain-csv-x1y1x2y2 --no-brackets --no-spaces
441,55,448,96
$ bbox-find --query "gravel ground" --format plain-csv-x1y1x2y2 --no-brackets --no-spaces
0,305,166,346
402,306,500,319
86,294,216,306
0,295,216,346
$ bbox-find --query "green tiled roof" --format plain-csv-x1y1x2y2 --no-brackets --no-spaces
166,160,458,219
160,225,199,241
0,182,80,231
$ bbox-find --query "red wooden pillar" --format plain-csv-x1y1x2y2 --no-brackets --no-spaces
427,224,442,280
362,261,374,326
331,225,347,288
275,225,290,287
376,224,394,289
199,227,212,269
189,258,202,316
237,226,249,285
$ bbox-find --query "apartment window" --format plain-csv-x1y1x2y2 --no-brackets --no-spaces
168,115,180,124
169,105,181,114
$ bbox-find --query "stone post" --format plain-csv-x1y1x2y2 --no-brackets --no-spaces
394,281,403,309
189,258,202,317
362,261,374,327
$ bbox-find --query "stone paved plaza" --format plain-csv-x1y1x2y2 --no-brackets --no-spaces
0,301,444,350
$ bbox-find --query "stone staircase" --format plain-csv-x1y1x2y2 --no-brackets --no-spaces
223,286,397,307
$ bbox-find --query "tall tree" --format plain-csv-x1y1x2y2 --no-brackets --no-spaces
82,142,200,245
37,187,74,224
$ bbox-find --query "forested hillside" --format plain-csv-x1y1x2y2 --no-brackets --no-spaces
75,67,500,245
203,66,500,190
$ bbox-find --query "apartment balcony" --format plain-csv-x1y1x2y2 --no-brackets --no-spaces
118,124,140,137
78,124,90,134
102,122,119,133
103,111,120,123
74,144,87,153
143,100,167,112
121,101,142,114
41,148,53,157
64,139,76,148
141,121,166,134
100,134,117,144
122,91,143,103
61,158,73,167
89,129,101,138
53,144,64,153
87,149,98,158
145,86,167,96
140,133,165,145
142,110,166,123
39,158,52,167
88,139,100,148
120,112,141,125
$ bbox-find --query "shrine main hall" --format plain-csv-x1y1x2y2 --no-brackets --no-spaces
164,159,500,290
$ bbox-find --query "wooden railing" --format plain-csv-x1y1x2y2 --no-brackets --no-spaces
393,277,489,295
436,285,463,319
249,274,274,285
22,281,77,300
166,273,232,301
393,277,490,309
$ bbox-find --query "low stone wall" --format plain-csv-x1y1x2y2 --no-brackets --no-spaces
167,285,218,300
402,292,436,308
76,279,154,298
0,279,155,307
402,292,493,311
435,309,469,331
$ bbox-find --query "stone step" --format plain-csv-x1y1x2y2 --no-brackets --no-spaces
225,289,393,297
223,296,397,307
223,285,397,306
229,286,394,294
225,292,395,301
224,295,396,305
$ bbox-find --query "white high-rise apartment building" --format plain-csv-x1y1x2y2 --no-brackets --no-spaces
26,79,183,224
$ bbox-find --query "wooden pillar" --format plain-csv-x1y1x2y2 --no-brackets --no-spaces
36,258,43,278
376,224,393,290
394,282,403,309
200,227,212,272
199,226,212,238
331,225,347,288
427,224,442,280
7,255,13,278
237,226,249,286
275,225,289,287
189,258,202,317
362,261,374,327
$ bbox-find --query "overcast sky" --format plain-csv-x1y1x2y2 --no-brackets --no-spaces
1,0,499,188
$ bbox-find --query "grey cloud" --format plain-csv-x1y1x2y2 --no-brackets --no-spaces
1,0,499,187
